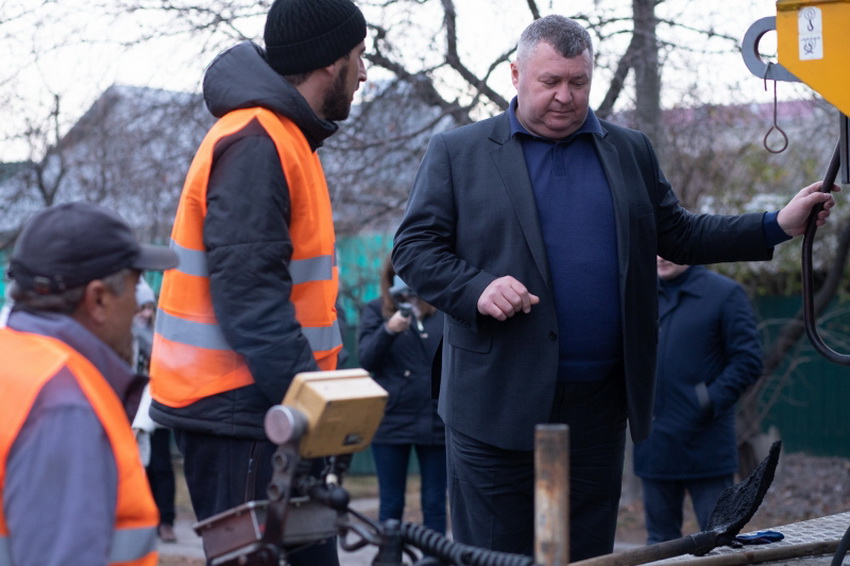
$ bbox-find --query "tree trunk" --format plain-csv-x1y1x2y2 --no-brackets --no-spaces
631,0,663,161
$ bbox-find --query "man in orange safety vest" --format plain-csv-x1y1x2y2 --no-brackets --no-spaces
148,1,368,565
0,202,178,566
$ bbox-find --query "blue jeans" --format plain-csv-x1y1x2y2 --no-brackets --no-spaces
371,443,448,533
641,475,734,544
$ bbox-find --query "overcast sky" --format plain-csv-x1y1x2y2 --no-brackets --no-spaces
0,0,813,161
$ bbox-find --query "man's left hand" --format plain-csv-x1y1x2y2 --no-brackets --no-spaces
778,181,840,237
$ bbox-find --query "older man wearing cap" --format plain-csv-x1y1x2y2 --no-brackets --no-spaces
147,0,367,564
0,201,178,566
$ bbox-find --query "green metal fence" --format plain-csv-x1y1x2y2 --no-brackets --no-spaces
753,295,850,458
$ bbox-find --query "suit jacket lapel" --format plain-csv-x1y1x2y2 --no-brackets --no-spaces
488,115,551,287
593,131,631,290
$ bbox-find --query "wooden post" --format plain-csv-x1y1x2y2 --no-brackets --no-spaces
535,424,570,566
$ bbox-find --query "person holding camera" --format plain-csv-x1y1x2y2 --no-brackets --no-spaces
358,257,447,533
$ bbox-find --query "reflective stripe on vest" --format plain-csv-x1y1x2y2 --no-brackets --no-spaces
0,329,158,566
150,107,342,408
0,530,158,566
156,308,342,354
169,242,336,284
109,526,158,564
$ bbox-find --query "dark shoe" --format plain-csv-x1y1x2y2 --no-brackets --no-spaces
158,524,177,543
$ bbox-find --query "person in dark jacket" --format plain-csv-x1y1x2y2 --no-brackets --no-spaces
358,258,447,533
392,14,833,561
634,257,763,544
147,0,367,564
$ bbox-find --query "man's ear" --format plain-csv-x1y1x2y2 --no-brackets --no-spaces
318,63,339,82
322,54,348,78
76,280,110,326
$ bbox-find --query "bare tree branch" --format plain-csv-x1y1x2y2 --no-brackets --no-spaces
440,0,510,110
595,33,638,119
525,0,541,20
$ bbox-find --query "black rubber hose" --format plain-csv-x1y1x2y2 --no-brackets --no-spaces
829,521,850,566
801,141,850,365
399,521,538,566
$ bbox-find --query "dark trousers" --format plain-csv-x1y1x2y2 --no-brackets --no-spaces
371,443,448,533
641,475,733,544
174,429,339,566
146,428,176,526
446,371,627,562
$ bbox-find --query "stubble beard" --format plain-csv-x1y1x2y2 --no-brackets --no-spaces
321,63,352,122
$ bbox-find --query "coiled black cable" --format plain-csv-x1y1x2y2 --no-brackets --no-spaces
399,521,538,566
801,141,850,365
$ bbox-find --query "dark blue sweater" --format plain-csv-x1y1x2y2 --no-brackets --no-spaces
509,99,621,382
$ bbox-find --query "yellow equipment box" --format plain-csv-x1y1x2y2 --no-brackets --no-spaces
281,369,388,458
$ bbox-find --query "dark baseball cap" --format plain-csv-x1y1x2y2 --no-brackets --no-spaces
8,202,179,294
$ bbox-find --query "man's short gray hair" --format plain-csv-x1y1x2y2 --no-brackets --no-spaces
10,268,132,315
517,15,593,63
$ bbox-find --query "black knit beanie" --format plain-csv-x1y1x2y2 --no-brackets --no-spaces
264,0,367,76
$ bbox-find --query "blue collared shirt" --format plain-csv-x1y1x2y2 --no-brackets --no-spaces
509,97,622,382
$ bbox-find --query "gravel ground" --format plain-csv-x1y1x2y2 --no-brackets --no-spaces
749,453,850,529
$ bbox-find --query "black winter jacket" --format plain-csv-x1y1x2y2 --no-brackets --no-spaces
151,41,340,439
633,266,763,479
358,299,445,445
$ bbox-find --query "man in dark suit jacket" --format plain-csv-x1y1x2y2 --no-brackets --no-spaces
392,14,836,562
634,259,763,544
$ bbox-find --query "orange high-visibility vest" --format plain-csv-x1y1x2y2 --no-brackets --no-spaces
0,328,158,566
150,107,341,408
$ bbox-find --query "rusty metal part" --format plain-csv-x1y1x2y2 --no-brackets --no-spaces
535,424,570,566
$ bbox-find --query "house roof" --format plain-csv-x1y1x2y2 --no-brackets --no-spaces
0,84,212,245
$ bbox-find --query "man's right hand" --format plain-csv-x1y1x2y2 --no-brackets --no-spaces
477,276,540,321
385,310,413,334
